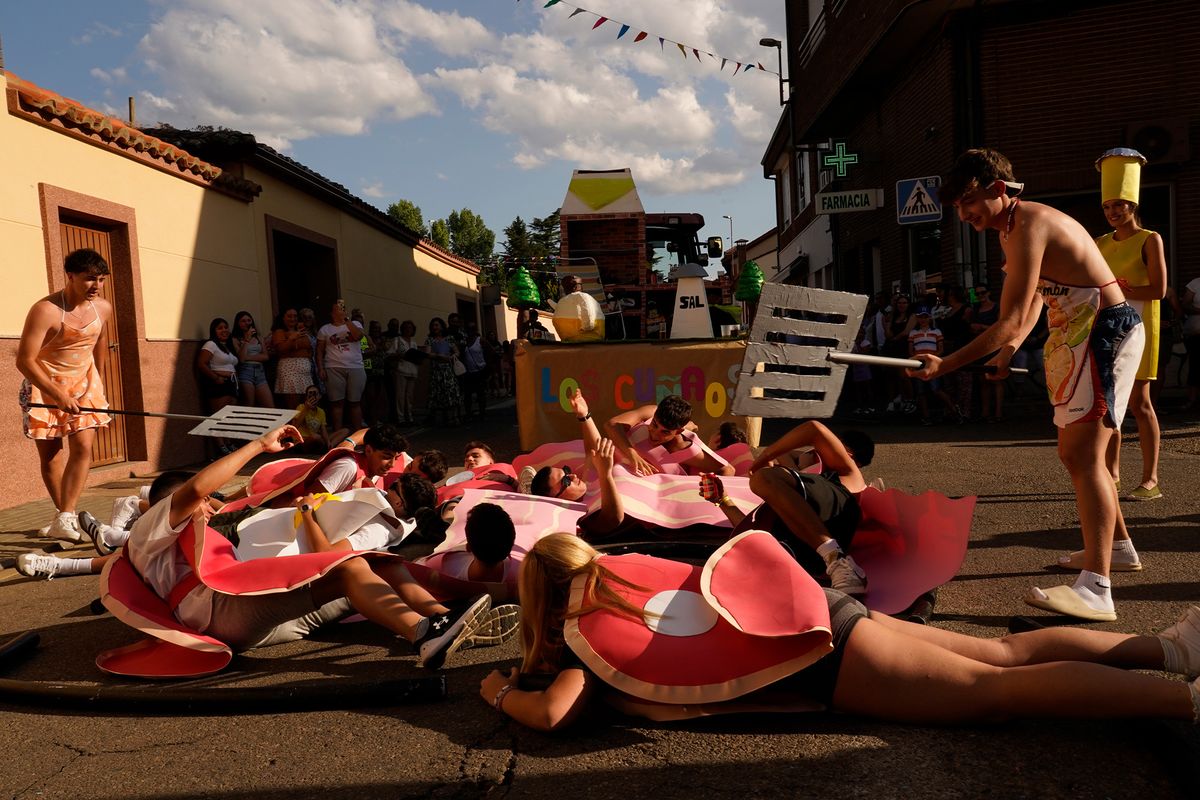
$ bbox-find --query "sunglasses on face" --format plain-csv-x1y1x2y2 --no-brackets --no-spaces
554,465,574,498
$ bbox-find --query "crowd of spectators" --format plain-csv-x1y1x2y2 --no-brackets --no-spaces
197,300,517,457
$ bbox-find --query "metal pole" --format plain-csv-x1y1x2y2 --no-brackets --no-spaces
28,403,209,422
825,351,1027,374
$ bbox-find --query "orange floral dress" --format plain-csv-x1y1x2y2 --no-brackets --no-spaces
19,300,111,439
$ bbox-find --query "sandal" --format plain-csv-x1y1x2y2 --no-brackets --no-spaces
1056,549,1142,572
1024,585,1116,622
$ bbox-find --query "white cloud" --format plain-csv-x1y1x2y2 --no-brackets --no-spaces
425,0,784,194
75,21,123,45
360,180,386,199
108,0,784,191
132,0,436,148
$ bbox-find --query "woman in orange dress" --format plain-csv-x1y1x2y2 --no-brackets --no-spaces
16,248,113,542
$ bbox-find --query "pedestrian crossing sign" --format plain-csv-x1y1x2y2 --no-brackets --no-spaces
896,176,942,224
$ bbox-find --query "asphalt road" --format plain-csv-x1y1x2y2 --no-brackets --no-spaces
1,394,1198,799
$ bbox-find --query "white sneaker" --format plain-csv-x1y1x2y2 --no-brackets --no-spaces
826,554,868,597
1160,606,1200,679
37,510,60,537
16,552,61,580
47,511,82,543
110,494,143,531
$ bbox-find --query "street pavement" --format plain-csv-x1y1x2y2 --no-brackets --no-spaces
1,392,1198,799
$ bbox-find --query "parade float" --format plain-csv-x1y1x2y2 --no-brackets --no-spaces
514,169,762,449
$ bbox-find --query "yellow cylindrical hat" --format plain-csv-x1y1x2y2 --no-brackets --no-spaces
1096,147,1146,204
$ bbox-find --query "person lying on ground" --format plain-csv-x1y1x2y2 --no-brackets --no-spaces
220,422,407,507
605,395,734,477
478,533,1200,731
104,425,491,669
17,471,438,580
700,421,874,596
406,449,448,485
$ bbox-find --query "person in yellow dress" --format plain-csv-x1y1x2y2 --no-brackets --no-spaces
1095,149,1167,501
16,248,113,542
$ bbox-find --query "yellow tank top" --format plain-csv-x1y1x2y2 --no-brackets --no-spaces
1095,228,1159,378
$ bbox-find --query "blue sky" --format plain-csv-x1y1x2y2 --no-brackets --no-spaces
1,1,786,252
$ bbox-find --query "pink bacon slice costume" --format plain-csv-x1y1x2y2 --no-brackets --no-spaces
626,420,731,475
565,531,833,716
98,507,392,678
221,448,381,514
413,488,589,599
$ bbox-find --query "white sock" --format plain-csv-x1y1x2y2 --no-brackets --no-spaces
412,617,429,640
1112,539,1137,557
1161,638,1186,675
1072,570,1114,612
816,539,843,565
101,524,130,548
58,557,95,576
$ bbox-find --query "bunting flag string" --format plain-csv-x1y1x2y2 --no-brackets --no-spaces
519,0,780,78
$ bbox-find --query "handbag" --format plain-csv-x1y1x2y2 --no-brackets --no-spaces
452,357,467,377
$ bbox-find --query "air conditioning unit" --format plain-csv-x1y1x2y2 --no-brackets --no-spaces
1124,119,1190,165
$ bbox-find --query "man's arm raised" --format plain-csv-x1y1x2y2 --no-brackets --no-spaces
168,425,303,528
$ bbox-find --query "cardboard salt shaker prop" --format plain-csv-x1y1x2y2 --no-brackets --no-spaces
728,284,977,615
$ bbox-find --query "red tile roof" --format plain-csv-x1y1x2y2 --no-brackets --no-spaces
4,72,260,200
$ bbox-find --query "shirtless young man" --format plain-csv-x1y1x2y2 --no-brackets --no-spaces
909,148,1144,621
605,395,734,477
17,248,114,542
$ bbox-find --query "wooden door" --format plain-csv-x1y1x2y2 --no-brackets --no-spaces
61,223,126,467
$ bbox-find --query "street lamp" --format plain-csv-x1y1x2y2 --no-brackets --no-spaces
721,214,734,249
759,37,786,107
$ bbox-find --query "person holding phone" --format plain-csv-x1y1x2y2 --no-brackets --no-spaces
233,311,274,409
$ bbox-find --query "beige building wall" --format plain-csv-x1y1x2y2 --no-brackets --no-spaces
0,69,506,510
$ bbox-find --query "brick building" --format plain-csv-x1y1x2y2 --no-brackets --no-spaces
764,0,1198,296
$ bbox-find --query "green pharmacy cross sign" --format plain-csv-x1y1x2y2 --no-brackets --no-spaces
822,140,858,178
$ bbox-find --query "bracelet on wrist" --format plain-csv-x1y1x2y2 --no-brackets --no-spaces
577,412,591,422
716,495,733,507
343,437,356,446
494,683,515,711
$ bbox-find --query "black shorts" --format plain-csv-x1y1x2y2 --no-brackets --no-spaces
772,588,868,705
739,469,860,578
201,376,238,401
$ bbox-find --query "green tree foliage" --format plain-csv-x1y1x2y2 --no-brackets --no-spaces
446,208,496,265
430,218,451,249
502,216,534,262
529,210,561,260
386,199,429,239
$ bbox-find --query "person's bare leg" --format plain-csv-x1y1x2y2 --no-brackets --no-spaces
1105,427,1122,484
370,561,450,617
748,467,832,550
866,611,1164,668
35,438,67,510
311,557,422,640
254,382,275,409
832,618,1193,724
60,428,97,514
1127,380,1160,489
330,400,345,433
1058,421,1115,577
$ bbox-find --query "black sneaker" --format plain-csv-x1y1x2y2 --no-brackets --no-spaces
78,511,115,556
415,594,491,669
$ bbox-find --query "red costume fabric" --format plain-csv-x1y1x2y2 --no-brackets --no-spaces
565,531,833,705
